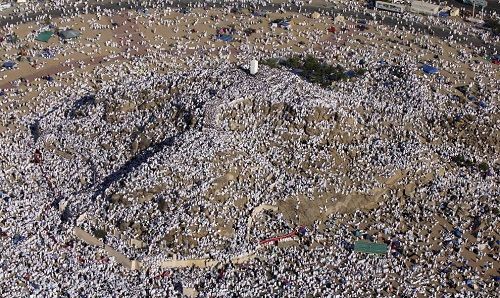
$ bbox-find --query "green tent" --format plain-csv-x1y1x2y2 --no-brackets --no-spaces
35,31,53,42
354,241,388,254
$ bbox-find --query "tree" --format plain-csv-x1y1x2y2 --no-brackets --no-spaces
282,56,302,69
477,162,489,172
355,68,367,76
452,155,474,168
484,19,500,35
260,58,280,68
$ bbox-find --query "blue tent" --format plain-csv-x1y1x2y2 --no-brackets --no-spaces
2,61,15,69
422,64,438,74
453,113,463,122
345,70,357,78
12,234,25,245
43,75,54,82
453,227,463,238
278,21,291,29
137,7,148,15
217,34,233,42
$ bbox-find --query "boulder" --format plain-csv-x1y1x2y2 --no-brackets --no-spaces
404,182,416,197
119,101,136,113
130,238,145,249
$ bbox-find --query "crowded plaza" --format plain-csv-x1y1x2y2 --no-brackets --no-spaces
0,0,498,297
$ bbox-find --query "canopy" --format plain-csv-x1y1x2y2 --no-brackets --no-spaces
252,10,266,17
354,241,388,254
422,64,438,74
59,29,80,40
35,31,53,42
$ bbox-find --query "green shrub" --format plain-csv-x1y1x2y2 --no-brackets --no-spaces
93,228,107,239
484,19,500,35
477,162,489,172
452,155,474,168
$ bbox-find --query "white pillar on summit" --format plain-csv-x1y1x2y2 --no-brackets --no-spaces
250,59,259,75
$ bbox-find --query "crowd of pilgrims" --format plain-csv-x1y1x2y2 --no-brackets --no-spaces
0,0,498,297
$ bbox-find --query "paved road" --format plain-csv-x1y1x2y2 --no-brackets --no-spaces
0,0,498,54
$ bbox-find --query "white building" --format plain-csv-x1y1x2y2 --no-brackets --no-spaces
375,1,406,13
409,1,440,16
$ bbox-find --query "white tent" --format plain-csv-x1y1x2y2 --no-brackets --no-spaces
311,12,320,19
334,15,345,24
449,8,460,16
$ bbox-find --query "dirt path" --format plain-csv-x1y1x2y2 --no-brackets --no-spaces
73,227,142,270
